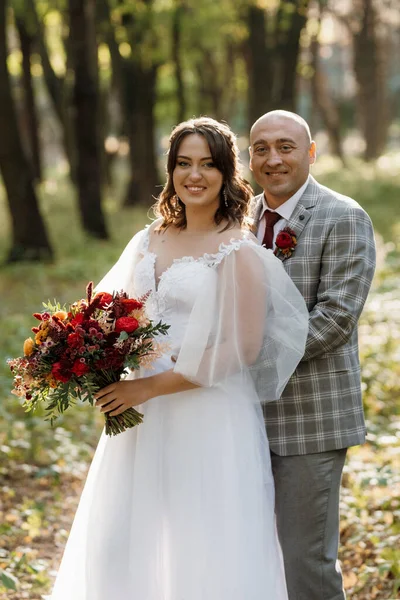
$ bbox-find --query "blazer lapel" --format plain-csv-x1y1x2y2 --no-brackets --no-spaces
252,177,322,261
275,176,321,262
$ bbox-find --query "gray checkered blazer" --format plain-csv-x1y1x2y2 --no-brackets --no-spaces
254,176,376,455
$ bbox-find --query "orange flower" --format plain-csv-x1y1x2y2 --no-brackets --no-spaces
45,374,58,388
53,311,68,321
35,323,50,345
23,337,35,357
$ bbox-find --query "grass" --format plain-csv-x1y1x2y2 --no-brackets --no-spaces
0,155,399,599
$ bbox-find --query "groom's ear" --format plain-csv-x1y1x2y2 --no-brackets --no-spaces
309,141,316,165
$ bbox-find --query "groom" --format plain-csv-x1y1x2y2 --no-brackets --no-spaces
249,110,376,599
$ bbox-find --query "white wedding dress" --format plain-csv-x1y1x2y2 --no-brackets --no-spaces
50,227,308,600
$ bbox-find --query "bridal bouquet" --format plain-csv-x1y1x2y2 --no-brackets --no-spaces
8,282,169,436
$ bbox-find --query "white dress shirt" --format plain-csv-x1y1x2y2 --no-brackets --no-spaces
257,176,310,245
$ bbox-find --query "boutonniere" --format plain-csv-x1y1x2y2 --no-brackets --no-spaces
274,228,297,258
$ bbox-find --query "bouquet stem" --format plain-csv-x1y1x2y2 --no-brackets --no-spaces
105,406,144,436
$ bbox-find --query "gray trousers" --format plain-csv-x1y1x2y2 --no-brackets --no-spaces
271,448,347,600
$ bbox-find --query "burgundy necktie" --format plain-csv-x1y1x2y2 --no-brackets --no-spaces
262,211,282,249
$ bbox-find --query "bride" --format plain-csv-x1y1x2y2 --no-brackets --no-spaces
50,117,309,600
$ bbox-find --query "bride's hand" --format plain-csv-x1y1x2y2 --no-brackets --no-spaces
94,379,155,416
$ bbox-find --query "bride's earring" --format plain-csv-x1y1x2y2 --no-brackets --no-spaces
223,187,228,208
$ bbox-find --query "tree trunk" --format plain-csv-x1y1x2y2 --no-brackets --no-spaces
274,0,309,110
124,62,159,206
195,49,221,119
353,0,389,160
172,1,186,123
222,43,238,123
68,0,108,238
245,1,309,127
0,1,52,262
310,24,345,164
246,5,273,128
16,16,42,181
25,0,77,181
97,0,126,186
102,0,160,207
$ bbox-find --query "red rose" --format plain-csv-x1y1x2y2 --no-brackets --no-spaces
115,317,139,333
71,360,90,376
121,298,143,313
276,231,294,249
67,332,84,348
95,292,114,309
51,361,72,383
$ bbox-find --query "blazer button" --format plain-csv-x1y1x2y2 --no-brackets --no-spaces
299,215,305,221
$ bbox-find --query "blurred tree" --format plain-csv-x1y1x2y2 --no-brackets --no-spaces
15,12,43,181
245,0,309,128
68,0,108,238
97,0,126,186
120,0,161,207
246,3,272,126
353,0,389,160
173,0,247,124
0,1,53,262
97,0,163,206
308,1,345,164
274,0,309,109
25,0,78,181
330,0,390,160
172,0,186,123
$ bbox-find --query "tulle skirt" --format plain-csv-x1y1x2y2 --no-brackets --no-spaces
50,357,288,600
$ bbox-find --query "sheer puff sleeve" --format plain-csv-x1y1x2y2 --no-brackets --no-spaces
94,229,147,296
174,240,309,403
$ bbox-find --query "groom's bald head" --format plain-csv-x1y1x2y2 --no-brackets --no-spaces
250,110,312,145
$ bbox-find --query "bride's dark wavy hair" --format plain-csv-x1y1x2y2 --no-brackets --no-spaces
154,117,254,230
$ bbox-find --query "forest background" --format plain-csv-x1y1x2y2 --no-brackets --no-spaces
0,0,399,598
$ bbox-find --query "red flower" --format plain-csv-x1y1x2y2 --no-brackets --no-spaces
71,360,90,376
94,348,124,370
71,313,85,327
115,317,139,333
51,361,72,383
274,228,297,258
67,332,84,348
276,231,293,249
95,292,114,309
121,298,143,313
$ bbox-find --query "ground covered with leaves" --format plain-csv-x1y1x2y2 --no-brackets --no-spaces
1,159,400,599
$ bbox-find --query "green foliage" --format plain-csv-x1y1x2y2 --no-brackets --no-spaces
0,569,19,591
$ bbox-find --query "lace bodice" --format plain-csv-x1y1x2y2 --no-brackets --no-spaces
133,228,256,350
